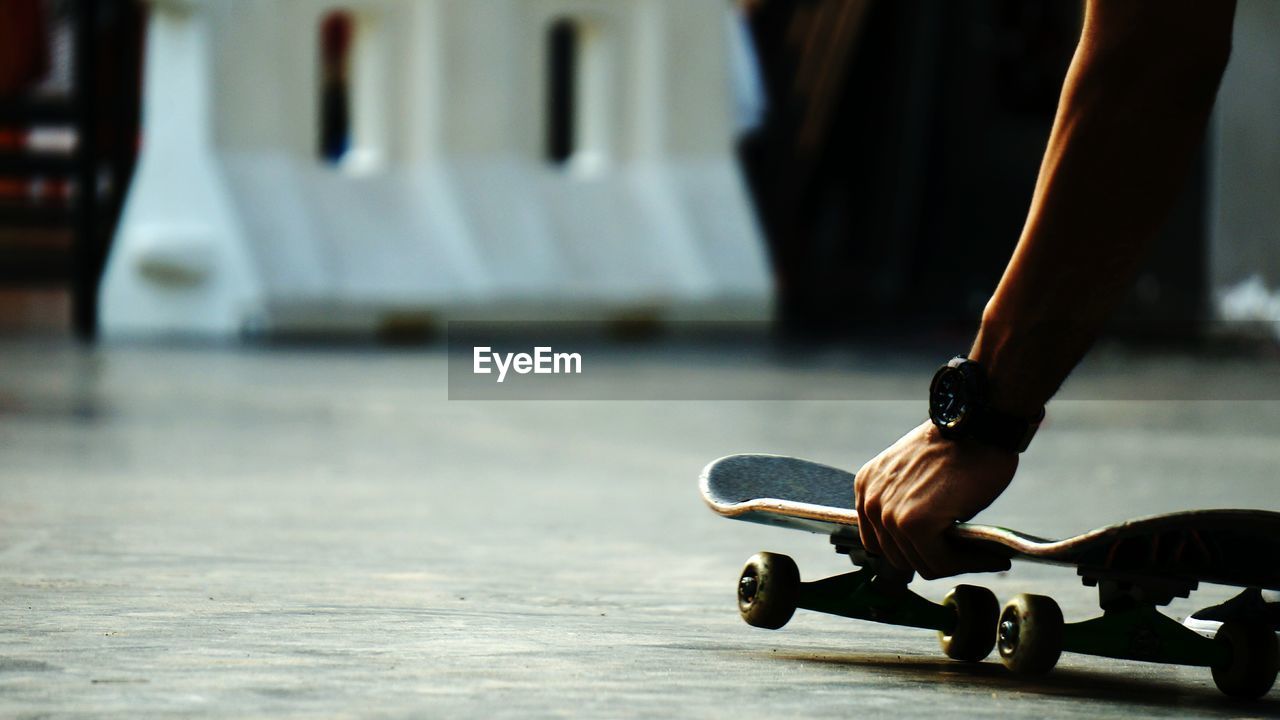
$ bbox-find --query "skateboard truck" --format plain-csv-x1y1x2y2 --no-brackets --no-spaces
1033,570,1229,677
737,550,1001,663
1079,569,1196,610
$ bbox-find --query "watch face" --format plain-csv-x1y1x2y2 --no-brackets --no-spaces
930,366,970,429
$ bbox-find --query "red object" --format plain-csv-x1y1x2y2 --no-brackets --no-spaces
320,11,354,64
0,176,73,204
0,128,25,150
0,0,51,95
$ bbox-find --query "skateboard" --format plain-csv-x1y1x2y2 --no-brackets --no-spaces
701,453,1280,699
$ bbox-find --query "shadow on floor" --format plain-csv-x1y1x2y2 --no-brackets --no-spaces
764,649,1280,714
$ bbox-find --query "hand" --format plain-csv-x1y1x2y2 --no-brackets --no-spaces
854,421,1017,579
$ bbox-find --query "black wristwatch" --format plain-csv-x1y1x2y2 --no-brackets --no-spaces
929,356,1044,453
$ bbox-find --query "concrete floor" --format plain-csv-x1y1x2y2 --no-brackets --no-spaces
2,339,1279,717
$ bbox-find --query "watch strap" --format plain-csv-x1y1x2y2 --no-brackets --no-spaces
968,404,1045,453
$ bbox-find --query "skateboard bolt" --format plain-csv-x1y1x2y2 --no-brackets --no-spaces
998,619,1019,653
739,575,759,603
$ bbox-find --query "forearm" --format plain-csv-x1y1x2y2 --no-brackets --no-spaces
972,0,1235,416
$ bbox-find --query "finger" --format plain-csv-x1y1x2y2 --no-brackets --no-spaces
908,534,965,579
865,501,913,572
915,534,1012,579
894,534,935,579
878,537,913,573
855,499,882,556
860,497,904,570
891,518,939,579
883,509,943,578
854,476,882,556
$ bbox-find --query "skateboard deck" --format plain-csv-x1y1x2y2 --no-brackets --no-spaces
702,453,1280,698
702,453,1280,591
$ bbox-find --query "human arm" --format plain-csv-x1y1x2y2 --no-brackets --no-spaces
855,0,1237,579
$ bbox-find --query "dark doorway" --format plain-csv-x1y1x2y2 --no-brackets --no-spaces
546,19,579,166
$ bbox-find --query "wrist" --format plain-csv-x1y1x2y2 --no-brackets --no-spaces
970,313,1047,420
929,356,1043,453
925,421,1017,458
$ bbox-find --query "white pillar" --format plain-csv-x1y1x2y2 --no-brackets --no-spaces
100,0,263,338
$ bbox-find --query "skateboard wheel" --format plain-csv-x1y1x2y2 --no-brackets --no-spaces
738,552,800,630
938,585,999,662
1211,620,1279,699
997,594,1063,675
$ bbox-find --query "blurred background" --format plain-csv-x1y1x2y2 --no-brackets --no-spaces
3,3,1280,714
0,0,1275,346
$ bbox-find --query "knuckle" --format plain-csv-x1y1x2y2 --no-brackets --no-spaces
897,511,929,532
862,490,882,509
881,512,900,532
885,508,914,533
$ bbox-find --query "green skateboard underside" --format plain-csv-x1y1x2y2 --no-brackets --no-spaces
701,453,1280,591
